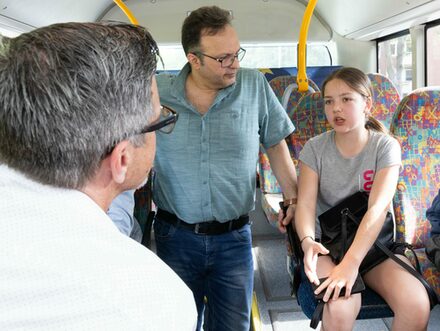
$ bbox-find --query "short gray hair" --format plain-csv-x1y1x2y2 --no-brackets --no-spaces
0,22,159,188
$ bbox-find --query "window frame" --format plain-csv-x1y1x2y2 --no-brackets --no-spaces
424,18,440,86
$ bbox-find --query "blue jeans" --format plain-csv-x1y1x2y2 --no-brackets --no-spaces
154,217,254,331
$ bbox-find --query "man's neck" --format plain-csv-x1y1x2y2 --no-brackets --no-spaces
186,72,218,115
80,187,112,212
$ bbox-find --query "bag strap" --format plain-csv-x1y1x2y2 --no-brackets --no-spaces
404,243,422,273
374,240,438,308
341,209,349,260
310,300,324,329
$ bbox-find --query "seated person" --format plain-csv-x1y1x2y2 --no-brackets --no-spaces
426,189,440,269
0,22,196,330
292,67,430,330
427,189,440,236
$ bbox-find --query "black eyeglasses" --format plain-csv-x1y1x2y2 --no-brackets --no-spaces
195,47,246,68
139,105,178,134
103,105,178,157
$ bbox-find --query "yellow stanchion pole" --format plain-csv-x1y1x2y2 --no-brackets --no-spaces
297,0,317,92
113,0,139,25
251,291,262,331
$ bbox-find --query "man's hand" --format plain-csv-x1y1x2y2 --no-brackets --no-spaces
277,203,296,233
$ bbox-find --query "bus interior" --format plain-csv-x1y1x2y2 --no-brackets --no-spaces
1,1,440,330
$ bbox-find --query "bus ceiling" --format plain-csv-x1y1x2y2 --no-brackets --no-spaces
1,0,439,42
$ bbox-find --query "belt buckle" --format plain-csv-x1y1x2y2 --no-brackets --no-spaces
194,223,200,234
194,223,202,234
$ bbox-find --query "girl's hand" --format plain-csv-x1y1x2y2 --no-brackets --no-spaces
302,239,329,285
313,258,360,302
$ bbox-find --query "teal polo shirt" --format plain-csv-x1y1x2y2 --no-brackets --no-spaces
154,64,294,223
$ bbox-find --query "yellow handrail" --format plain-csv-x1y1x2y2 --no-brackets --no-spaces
113,0,139,25
297,0,317,92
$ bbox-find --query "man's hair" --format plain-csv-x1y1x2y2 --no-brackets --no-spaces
181,6,232,55
0,22,159,188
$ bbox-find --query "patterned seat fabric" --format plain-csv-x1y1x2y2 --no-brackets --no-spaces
287,92,332,172
282,92,331,251
259,75,319,194
269,75,299,105
367,73,401,129
390,87,440,296
259,76,320,226
258,76,299,195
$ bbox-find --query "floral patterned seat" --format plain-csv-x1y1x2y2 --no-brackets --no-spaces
367,73,401,129
390,87,440,296
259,76,319,226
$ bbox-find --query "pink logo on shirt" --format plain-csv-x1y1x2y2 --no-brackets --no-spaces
363,170,374,191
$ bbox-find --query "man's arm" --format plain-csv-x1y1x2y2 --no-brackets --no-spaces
266,139,298,232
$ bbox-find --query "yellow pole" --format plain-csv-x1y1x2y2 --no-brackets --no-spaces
113,0,139,25
297,0,317,92
251,292,262,331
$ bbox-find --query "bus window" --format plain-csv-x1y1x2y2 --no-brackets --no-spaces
426,21,440,86
377,31,412,96
158,43,331,70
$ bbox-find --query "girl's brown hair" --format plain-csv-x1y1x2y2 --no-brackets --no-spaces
322,67,388,135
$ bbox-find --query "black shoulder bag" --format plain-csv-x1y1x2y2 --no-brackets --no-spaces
309,191,438,329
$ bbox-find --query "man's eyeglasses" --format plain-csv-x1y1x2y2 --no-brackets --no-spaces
103,105,178,157
139,105,178,134
196,47,246,68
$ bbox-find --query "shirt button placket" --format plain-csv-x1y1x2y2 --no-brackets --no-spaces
200,119,211,219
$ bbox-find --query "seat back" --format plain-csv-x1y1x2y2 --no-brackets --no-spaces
288,91,332,171
268,75,298,105
258,77,319,194
367,73,401,129
390,87,440,248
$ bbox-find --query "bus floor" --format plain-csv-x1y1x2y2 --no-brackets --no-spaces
249,190,440,331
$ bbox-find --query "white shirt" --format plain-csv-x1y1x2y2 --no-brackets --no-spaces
0,165,197,331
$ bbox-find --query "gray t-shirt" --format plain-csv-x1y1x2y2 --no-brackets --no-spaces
299,130,401,236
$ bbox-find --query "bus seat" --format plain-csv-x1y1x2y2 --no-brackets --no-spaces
285,91,330,269
268,75,320,112
259,79,319,226
269,75,299,105
287,91,331,171
390,87,440,296
367,73,401,128
257,76,299,198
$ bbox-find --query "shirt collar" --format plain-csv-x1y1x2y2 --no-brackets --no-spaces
170,63,238,107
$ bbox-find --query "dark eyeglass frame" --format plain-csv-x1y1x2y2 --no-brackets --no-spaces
195,47,246,68
103,105,178,158
138,105,178,134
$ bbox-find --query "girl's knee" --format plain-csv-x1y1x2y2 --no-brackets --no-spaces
322,298,360,331
397,288,430,314
393,292,431,329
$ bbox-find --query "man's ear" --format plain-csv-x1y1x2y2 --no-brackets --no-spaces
187,52,201,69
109,140,131,184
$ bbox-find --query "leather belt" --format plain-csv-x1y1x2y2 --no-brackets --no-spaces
156,209,249,235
